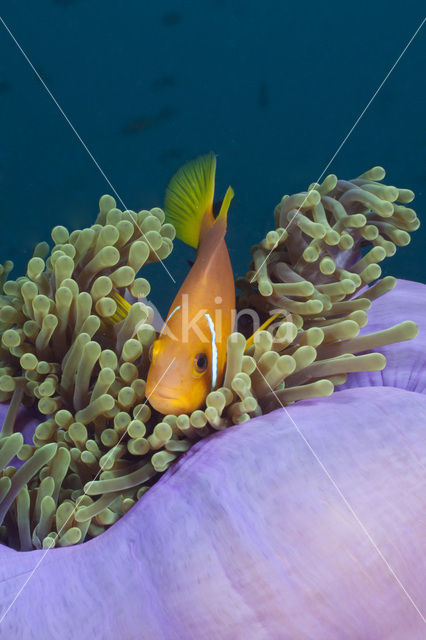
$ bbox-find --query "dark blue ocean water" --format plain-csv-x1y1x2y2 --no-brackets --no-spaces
0,1,424,315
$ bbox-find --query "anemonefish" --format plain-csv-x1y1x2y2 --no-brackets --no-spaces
145,153,236,415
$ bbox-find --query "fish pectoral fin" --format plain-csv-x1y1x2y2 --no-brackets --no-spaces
245,312,283,351
102,289,131,325
216,186,234,225
164,152,216,248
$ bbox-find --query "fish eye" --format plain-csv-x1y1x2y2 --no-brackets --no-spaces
194,352,208,374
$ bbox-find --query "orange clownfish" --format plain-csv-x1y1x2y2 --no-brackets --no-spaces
145,153,236,415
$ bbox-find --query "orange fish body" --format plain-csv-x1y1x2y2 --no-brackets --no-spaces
145,153,236,415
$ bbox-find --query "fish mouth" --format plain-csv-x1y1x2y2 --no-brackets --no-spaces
146,378,193,414
155,390,175,400
147,389,184,415
148,388,177,402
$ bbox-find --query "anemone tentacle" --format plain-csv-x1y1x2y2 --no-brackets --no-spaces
0,167,420,549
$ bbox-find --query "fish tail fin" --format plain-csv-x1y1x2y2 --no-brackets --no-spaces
164,152,217,248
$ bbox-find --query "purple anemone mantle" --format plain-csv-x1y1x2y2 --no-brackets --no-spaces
0,279,425,640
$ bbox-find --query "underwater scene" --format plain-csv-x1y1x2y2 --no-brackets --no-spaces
0,1,425,639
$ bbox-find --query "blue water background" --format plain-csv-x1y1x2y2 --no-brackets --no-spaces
0,1,424,315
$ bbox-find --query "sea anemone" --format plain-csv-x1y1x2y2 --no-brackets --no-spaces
0,166,420,552
0,282,425,638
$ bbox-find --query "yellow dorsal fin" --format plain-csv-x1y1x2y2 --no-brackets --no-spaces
164,152,216,248
244,312,282,352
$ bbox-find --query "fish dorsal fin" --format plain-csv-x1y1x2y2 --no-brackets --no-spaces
164,152,216,249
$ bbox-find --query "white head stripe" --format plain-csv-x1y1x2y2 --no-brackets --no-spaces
204,313,217,390
160,305,181,337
